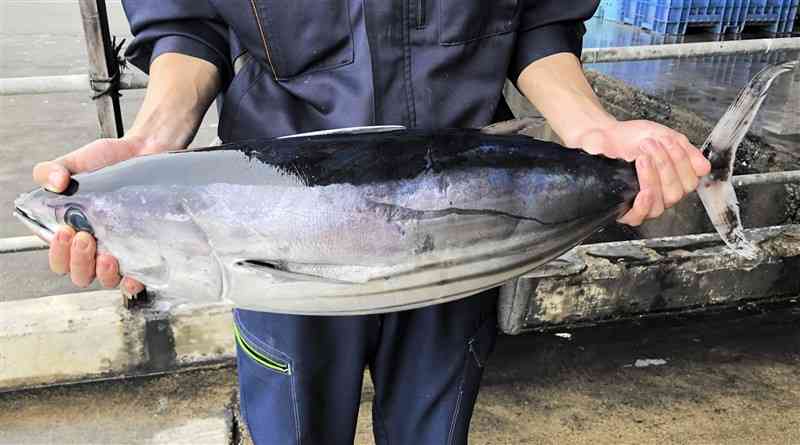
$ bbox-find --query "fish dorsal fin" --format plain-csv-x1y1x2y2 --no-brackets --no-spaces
278,125,406,140
480,117,546,137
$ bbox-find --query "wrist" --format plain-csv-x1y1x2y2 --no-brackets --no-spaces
559,108,618,149
126,110,200,154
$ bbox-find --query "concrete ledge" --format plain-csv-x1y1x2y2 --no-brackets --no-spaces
499,225,800,334
0,292,234,393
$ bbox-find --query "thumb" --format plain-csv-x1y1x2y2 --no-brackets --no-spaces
32,138,141,192
32,161,71,193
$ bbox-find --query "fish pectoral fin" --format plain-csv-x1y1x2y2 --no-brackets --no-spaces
480,117,547,137
232,260,359,284
277,125,406,139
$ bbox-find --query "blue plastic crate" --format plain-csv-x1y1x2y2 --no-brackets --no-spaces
742,0,795,32
593,0,627,21
596,0,796,33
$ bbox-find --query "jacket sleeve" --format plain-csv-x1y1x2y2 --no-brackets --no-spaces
121,0,232,85
509,0,600,83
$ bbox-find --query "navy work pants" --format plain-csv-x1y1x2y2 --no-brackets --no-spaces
234,290,498,445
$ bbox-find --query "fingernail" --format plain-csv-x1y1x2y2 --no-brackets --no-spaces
47,172,62,191
57,231,71,243
75,238,90,250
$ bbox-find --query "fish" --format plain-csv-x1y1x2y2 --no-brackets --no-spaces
14,60,795,315
14,123,638,314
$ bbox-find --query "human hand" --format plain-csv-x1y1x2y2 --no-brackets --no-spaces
32,137,150,295
573,120,712,226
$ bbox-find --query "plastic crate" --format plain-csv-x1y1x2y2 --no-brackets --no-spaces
593,0,627,21
596,0,796,34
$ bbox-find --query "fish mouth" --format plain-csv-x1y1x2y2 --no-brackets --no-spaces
13,206,54,244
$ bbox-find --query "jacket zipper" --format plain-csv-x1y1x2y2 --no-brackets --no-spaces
234,322,291,374
416,0,426,28
248,0,279,80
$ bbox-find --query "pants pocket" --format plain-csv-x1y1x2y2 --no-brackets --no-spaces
235,321,299,445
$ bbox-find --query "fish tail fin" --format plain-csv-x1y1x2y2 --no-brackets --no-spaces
698,59,799,260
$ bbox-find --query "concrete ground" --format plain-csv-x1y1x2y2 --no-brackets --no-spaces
2,304,799,444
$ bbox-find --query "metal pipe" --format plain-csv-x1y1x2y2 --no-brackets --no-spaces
0,236,47,254
582,37,800,63
0,72,148,96
732,170,800,187
3,170,799,255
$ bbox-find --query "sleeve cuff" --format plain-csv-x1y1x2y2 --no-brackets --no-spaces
509,21,586,84
125,26,232,86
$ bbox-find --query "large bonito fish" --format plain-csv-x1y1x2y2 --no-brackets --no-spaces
14,61,797,315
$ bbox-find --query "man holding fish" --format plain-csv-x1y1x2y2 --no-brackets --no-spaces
30,1,710,443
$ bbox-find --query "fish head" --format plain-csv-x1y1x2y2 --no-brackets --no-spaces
13,184,90,244
14,175,224,303
14,176,128,245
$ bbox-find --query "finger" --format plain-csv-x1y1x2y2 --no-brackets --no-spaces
677,136,711,176
643,139,684,209
49,226,76,274
635,152,665,219
618,188,654,226
96,254,122,289
664,137,700,193
121,277,145,296
33,161,71,193
56,138,139,174
69,232,97,288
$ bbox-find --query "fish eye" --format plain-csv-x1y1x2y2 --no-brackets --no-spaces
64,207,94,235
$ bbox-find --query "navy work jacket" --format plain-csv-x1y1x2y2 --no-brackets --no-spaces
122,0,599,141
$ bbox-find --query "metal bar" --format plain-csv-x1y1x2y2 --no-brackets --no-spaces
0,236,47,254
733,170,800,187
0,72,147,96
2,171,798,255
582,37,800,63
78,0,124,137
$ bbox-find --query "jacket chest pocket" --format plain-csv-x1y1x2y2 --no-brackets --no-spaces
438,0,519,45
248,0,354,79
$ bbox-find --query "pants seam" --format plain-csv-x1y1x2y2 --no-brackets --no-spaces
447,386,464,445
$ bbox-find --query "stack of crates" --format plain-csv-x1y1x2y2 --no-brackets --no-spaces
593,0,798,35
